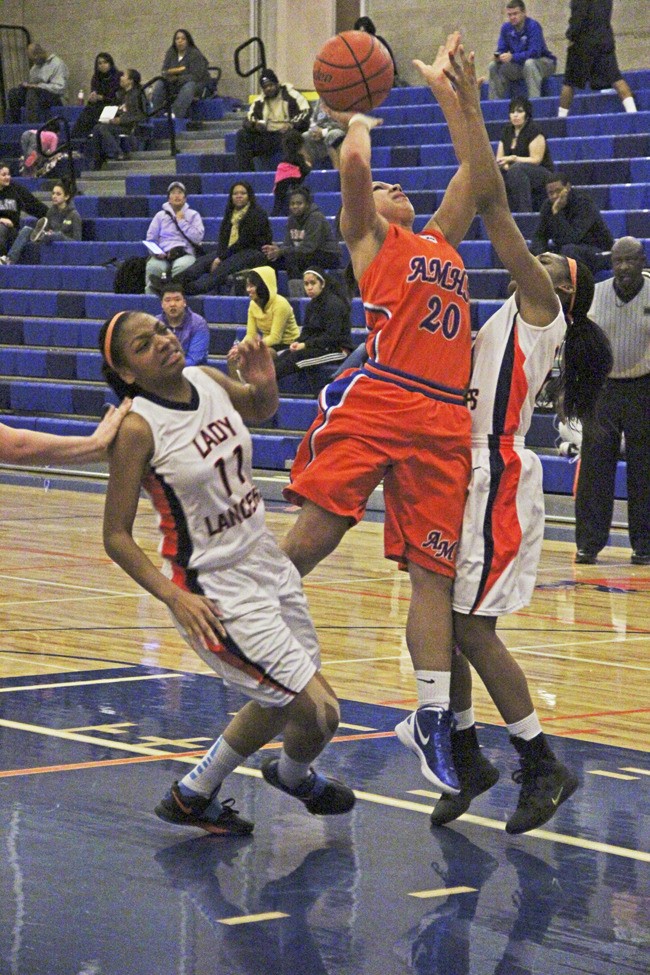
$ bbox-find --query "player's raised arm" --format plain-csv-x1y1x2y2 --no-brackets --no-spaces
414,32,475,248
443,44,559,327
325,108,387,279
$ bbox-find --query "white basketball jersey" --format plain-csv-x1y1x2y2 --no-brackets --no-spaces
469,294,566,440
130,367,266,576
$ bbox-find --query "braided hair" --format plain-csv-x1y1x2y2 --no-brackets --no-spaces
555,259,613,422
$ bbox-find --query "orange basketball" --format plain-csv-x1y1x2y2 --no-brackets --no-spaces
313,30,394,113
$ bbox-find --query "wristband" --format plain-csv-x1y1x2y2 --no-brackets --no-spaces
348,113,373,129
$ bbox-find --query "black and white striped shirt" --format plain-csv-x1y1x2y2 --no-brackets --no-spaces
589,276,650,379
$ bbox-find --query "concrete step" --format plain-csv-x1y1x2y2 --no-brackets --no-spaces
186,119,242,134
99,157,177,174
75,178,126,196
129,149,174,160
156,137,226,153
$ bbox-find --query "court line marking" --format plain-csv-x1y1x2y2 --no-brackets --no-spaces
0,593,142,609
0,574,133,595
587,770,639,780
1,717,648,864
218,912,288,926
620,767,650,776
409,886,476,899
0,673,183,693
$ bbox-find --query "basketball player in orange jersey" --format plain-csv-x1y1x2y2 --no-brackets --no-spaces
280,33,476,795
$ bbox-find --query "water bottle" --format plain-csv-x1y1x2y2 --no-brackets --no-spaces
77,89,85,105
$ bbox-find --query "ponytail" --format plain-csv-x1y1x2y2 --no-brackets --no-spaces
554,260,613,422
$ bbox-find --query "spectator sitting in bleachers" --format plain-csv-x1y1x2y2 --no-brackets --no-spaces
0,179,81,265
274,268,354,385
71,53,122,139
272,130,312,216
5,42,68,124
19,126,62,177
234,70,311,173
302,98,345,170
354,16,406,87
0,161,47,259
168,180,271,297
89,68,147,170
488,0,556,101
158,282,209,366
228,266,300,376
144,180,205,294
262,187,341,296
530,173,613,276
558,0,637,117
496,96,554,212
149,29,211,119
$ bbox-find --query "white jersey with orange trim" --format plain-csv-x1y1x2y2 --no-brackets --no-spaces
467,293,565,442
130,366,266,579
453,296,566,616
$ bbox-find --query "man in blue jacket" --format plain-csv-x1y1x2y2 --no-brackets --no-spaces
159,283,209,366
488,1,556,100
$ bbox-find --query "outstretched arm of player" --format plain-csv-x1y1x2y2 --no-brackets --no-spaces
325,108,387,279
103,413,226,651
445,44,559,327
202,338,279,424
414,32,475,248
0,399,131,465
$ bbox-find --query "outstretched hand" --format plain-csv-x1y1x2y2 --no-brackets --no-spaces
413,31,462,96
93,398,132,452
235,337,276,386
440,43,481,114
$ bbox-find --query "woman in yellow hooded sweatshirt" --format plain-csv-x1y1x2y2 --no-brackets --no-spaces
244,265,300,350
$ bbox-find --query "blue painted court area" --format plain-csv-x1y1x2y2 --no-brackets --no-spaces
0,667,647,975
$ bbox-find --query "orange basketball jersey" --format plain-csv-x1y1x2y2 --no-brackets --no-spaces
359,223,472,390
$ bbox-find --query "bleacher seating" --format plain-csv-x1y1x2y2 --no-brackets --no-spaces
1,75,649,494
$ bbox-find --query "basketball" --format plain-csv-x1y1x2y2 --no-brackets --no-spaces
313,30,394,113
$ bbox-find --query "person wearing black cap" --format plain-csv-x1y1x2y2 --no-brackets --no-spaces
235,69,311,172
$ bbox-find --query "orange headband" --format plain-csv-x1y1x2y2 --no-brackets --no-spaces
566,257,577,319
103,311,127,371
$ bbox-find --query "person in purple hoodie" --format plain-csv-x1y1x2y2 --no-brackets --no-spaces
158,283,209,366
488,0,556,100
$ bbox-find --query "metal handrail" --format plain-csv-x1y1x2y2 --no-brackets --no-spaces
141,73,176,155
0,24,31,118
233,37,266,79
34,115,76,195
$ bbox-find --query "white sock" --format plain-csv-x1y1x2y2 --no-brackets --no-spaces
179,736,244,797
507,712,542,741
453,707,475,732
415,670,450,708
623,96,637,113
557,106,569,118
277,751,311,788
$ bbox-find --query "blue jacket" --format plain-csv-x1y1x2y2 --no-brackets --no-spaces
496,16,556,65
161,307,209,366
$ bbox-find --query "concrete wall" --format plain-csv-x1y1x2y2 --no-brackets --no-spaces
1,0,646,103
365,1,648,88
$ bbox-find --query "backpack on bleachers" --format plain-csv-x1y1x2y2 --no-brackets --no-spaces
114,256,147,294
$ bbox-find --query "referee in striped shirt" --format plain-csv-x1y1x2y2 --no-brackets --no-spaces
575,237,650,565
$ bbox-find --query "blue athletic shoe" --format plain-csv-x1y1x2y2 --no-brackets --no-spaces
155,781,254,836
261,758,355,815
394,706,460,794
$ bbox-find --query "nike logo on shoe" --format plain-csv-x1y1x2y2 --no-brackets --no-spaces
550,786,564,807
415,713,430,745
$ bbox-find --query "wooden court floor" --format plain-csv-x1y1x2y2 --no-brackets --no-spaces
0,482,648,974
